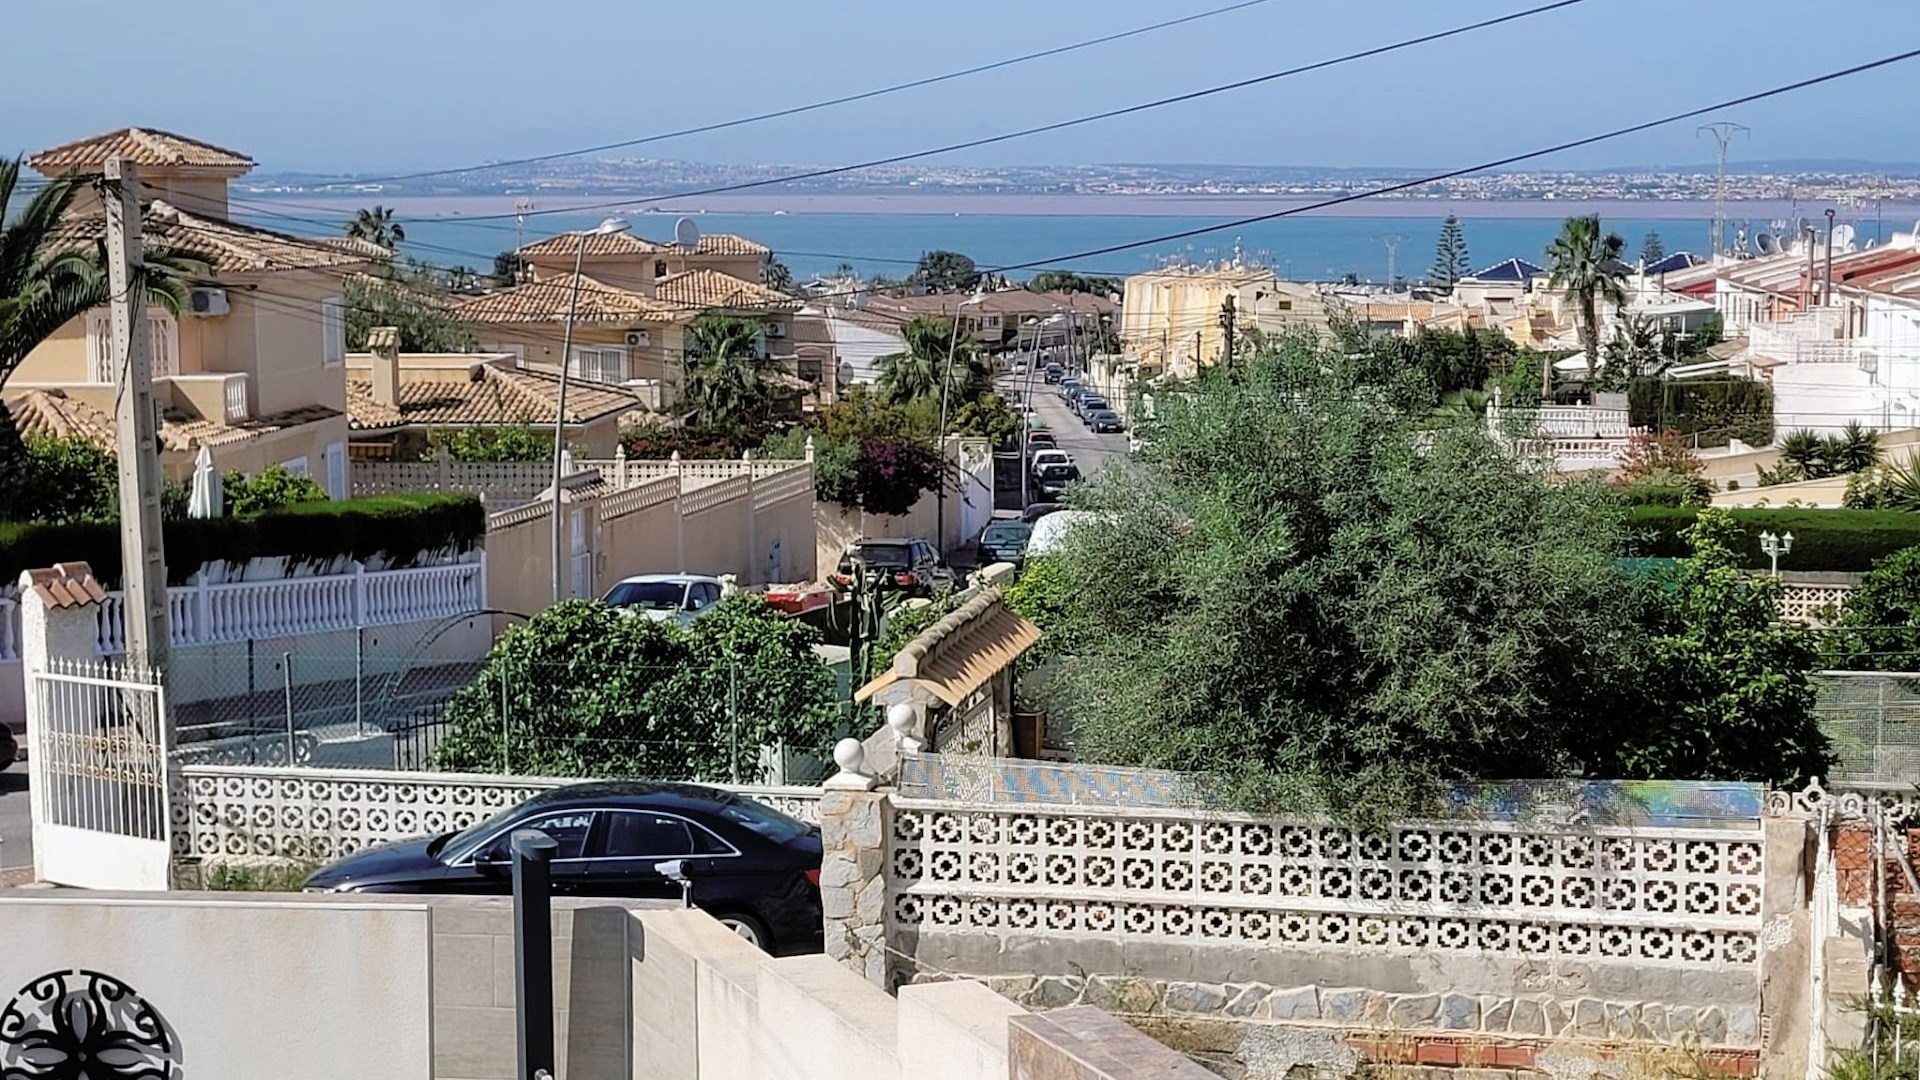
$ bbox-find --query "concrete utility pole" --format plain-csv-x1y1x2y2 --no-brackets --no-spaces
1219,294,1237,379
1379,235,1404,288
1697,122,1749,257
1824,207,1837,306
104,158,170,672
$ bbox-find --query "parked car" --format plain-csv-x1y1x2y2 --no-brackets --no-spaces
834,538,953,596
976,520,1035,566
1077,397,1109,422
1028,449,1073,472
1058,379,1083,400
1025,431,1058,453
302,782,823,954
1033,462,1081,501
1021,503,1067,524
1088,409,1125,434
1043,364,1064,384
0,723,16,772
602,574,725,624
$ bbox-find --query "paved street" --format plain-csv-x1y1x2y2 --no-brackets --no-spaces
0,767,29,881
998,370,1129,511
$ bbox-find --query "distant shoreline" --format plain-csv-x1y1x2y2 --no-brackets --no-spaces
244,191,1920,222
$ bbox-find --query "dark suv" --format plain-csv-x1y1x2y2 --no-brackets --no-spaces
835,538,953,596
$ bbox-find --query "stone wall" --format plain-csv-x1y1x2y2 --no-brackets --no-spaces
818,788,893,986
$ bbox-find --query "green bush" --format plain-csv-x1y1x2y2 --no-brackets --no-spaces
1624,505,1920,570
0,493,484,587
222,465,328,516
1626,378,1774,449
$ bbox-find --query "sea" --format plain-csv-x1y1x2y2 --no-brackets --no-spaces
235,193,1917,285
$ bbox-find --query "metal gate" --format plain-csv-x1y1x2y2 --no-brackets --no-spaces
28,657,172,889
570,507,593,598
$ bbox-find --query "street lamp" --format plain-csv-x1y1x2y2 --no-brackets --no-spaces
1760,530,1794,577
935,290,986,557
552,216,630,605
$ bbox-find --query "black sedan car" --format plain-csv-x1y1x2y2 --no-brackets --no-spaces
1033,462,1081,501
302,782,823,954
1088,409,1125,433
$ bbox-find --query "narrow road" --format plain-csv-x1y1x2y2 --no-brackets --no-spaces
997,370,1129,512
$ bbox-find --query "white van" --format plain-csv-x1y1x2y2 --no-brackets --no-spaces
1026,510,1108,557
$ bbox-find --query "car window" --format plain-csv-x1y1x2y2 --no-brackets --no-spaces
715,796,811,843
852,544,912,568
692,582,720,608
478,810,595,861
603,581,686,611
601,811,694,858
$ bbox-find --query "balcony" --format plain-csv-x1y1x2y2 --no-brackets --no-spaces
164,371,249,423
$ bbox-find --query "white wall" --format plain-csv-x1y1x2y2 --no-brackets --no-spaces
1772,361,1882,435
0,895,432,1080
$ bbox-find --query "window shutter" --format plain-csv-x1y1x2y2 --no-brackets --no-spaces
321,298,345,367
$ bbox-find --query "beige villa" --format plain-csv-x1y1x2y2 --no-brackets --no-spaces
3,127,381,493
464,227,804,409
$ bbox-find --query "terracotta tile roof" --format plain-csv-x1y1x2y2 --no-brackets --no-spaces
683,233,769,257
448,274,682,325
346,366,641,430
654,268,799,312
29,128,254,173
3,388,341,453
25,563,110,609
518,230,668,258
49,200,370,274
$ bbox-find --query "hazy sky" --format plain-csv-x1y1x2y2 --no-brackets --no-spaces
6,0,1917,174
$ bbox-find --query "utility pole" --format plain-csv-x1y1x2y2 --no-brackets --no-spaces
1219,294,1237,379
1824,207,1837,307
104,158,170,673
1697,122,1748,258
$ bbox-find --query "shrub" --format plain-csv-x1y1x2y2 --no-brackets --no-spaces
13,436,118,525
428,424,553,463
1624,505,1920,571
1627,378,1773,449
222,465,328,516
850,437,946,516
0,493,484,587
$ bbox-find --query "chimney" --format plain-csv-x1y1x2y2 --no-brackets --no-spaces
368,326,400,407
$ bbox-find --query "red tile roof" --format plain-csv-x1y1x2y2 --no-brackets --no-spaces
30,128,253,173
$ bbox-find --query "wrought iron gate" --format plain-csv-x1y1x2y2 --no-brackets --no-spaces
29,657,172,889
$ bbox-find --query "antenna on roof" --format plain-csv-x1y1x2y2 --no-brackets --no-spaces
674,217,700,252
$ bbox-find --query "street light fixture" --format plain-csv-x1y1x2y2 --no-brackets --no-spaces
1760,530,1794,577
551,217,630,605
935,290,986,557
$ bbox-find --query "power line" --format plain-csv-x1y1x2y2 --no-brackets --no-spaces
416,0,1606,227
312,0,1282,189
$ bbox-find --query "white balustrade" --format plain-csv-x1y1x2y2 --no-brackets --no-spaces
171,763,823,859
87,561,484,656
222,372,249,422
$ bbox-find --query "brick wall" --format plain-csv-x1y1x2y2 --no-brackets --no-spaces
1885,829,1920,990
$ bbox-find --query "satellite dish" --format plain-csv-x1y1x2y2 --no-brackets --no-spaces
674,217,701,252
1754,232,1778,255
1833,224,1856,251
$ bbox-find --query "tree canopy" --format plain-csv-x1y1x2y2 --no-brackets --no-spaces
1545,215,1628,379
1029,334,1828,820
346,205,406,250
1429,214,1471,292
1026,271,1122,297
682,313,786,436
910,250,982,294
433,597,840,782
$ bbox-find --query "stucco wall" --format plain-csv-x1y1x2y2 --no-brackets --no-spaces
682,500,752,579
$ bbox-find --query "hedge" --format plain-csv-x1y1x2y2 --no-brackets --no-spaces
1626,378,1774,449
1625,505,1920,570
0,493,485,589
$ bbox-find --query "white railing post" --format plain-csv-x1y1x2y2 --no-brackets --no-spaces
744,449,759,585
351,560,368,624
613,444,628,489
190,572,211,646
672,451,687,572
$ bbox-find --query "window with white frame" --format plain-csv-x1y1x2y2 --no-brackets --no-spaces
85,308,179,381
569,346,627,384
321,297,345,367
323,442,347,500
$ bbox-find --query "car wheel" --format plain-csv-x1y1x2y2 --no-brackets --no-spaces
714,911,773,951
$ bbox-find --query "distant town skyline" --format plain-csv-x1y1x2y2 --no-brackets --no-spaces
5,0,1917,176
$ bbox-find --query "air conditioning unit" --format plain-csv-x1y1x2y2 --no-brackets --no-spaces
762,322,787,339
188,287,230,317
624,329,651,348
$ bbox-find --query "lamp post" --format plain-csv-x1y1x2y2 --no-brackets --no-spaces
935,290,986,558
551,217,630,605
1760,530,1794,577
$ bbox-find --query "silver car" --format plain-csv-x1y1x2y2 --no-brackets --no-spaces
601,574,726,625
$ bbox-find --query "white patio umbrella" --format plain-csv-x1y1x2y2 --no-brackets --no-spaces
187,445,222,519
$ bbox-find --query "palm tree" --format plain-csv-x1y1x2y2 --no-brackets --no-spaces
1545,215,1627,389
876,316,986,407
682,313,781,433
346,205,406,250
0,156,207,513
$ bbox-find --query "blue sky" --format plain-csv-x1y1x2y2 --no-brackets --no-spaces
6,0,1917,173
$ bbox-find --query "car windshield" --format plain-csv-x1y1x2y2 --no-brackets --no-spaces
983,523,1032,544
851,544,912,568
602,581,685,610
1039,465,1078,480
437,802,530,859
1083,398,1107,409
715,795,810,843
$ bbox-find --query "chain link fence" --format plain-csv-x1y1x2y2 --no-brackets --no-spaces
166,651,861,787
1812,671,1920,788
